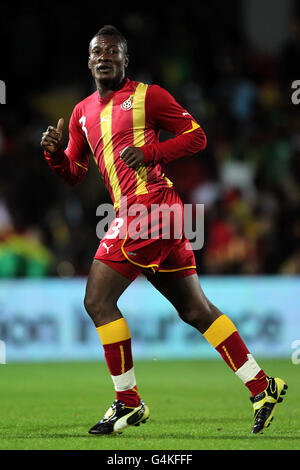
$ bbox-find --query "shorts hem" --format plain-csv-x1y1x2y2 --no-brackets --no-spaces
144,266,197,281
157,265,197,273
93,257,141,282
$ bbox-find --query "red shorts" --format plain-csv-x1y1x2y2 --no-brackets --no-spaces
94,188,197,281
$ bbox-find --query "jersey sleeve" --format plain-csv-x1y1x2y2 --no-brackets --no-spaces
44,104,91,186
140,85,207,164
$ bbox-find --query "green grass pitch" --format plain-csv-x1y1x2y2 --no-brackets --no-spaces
0,359,299,450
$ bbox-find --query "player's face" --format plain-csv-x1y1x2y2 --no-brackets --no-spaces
88,35,128,86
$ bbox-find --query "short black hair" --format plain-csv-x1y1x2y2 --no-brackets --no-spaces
91,25,128,53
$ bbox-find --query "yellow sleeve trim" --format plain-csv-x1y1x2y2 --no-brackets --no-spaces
183,120,200,134
73,160,88,171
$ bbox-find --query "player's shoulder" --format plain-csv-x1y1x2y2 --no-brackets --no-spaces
142,82,174,107
128,78,165,95
125,78,148,92
72,91,99,114
145,82,171,99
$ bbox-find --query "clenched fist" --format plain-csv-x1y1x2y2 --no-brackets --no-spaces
120,146,145,169
41,118,64,155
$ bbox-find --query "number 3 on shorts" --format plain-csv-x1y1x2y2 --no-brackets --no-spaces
106,217,124,239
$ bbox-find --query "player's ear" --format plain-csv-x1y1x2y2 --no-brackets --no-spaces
124,54,129,68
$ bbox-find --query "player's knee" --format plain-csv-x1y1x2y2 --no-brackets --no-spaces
178,301,215,332
84,292,94,315
84,291,114,324
178,308,204,328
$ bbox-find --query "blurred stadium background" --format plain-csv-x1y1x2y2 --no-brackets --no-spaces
0,0,300,363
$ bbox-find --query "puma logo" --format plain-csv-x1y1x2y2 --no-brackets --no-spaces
102,241,114,254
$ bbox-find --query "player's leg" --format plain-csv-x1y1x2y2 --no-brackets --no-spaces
147,271,267,389
84,258,130,327
147,271,287,433
84,259,149,434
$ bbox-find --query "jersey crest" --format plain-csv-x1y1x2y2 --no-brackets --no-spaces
121,94,134,111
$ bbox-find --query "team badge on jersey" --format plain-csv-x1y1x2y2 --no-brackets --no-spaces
121,94,134,111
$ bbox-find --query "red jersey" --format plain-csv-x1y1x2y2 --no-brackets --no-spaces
44,78,207,209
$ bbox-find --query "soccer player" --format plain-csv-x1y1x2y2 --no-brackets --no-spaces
41,25,287,435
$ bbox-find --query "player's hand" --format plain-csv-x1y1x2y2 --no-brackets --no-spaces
120,146,145,169
41,118,64,155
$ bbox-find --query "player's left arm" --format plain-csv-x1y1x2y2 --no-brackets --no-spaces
120,85,206,168
142,85,207,164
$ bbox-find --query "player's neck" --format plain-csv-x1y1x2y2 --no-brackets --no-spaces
96,77,127,99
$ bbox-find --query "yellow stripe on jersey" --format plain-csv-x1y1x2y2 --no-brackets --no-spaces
100,99,121,205
132,83,149,197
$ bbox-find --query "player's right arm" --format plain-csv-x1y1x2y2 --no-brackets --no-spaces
41,105,90,186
